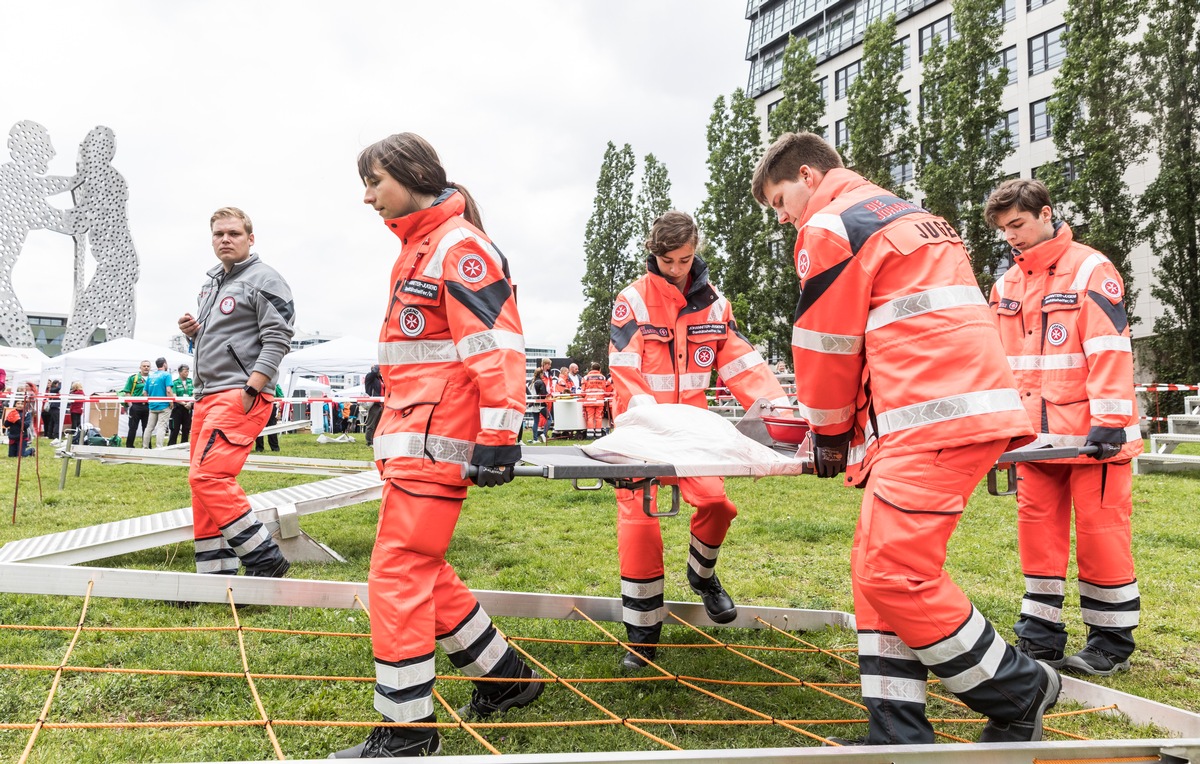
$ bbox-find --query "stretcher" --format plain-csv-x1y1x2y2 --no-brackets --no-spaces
462,400,1102,512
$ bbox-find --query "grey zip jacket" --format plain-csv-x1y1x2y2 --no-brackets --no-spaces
192,253,295,398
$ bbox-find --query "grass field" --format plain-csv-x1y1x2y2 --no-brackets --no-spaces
1,433,1198,761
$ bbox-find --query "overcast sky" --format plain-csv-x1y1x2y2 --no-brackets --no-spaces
1,1,751,358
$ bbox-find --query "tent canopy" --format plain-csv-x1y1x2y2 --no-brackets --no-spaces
39,337,193,395
278,336,376,396
0,346,50,387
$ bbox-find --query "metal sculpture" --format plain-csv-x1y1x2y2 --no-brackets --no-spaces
0,120,139,352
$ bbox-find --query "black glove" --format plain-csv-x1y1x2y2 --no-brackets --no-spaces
470,443,521,488
1085,440,1121,461
812,429,853,479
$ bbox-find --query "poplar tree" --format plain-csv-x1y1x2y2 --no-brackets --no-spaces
767,34,825,139
1141,0,1200,394
916,0,1011,290
635,153,673,253
697,89,768,341
847,14,915,197
569,142,638,368
1044,0,1143,318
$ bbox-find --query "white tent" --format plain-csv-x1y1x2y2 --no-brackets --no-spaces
278,336,376,397
0,345,50,388
40,337,192,395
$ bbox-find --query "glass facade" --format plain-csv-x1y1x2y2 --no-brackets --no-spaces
1029,24,1067,76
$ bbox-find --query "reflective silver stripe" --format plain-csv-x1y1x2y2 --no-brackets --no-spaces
1069,251,1111,290
687,556,714,579
195,537,231,554
1079,580,1140,604
679,373,710,391
374,692,435,723
1083,335,1131,356
628,394,657,409
859,675,927,703
875,389,1023,437
221,512,259,540
480,407,523,434
609,352,641,369
913,608,986,666
1025,577,1064,596
805,212,848,242
690,537,720,562
792,326,863,355
1090,399,1134,416
1081,608,1140,629
1029,424,1141,449
231,525,270,557
707,295,729,323
643,373,676,392
793,400,854,427
428,226,501,281
379,340,458,365
375,656,436,690
993,273,1008,301
848,443,866,466
769,396,792,407
196,557,239,574
866,285,987,333
621,578,664,599
437,606,492,654
858,633,918,661
1008,354,1086,371
373,432,474,464
718,350,767,381
938,629,1007,694
622,606,666,626
1021,599,1063,624
619,286,651,323
456,329,524,360
459,630,509,677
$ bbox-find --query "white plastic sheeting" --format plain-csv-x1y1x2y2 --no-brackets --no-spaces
581,404,811,478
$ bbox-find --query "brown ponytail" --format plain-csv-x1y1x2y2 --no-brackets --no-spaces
357,133,485,232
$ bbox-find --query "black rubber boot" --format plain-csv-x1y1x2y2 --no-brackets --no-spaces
686,569,737,624
978,661,1061,743
328,715,441,758
455,659,544,720
621,622,662,670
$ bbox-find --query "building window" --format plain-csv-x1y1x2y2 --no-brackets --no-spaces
1030,98,1052,141
1035,159,1078,183
835,118,850,151
919,15,954,59
990,46,1018,86
990,109,1020,147
890,155,914,186
1029,25,1067,76
835,60,861,100
895,36,911,70
818,76,828,103
996,0,1016,23
1028,0,1055,10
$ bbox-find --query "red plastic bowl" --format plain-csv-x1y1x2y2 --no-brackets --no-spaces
761,416,811,444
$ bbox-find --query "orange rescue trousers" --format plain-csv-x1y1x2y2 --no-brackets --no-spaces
368,479,530,723
851,441,1047,745
188,389,286,574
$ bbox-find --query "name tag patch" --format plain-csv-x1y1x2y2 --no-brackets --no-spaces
401,279,439,300
687,323,726,337
1043,292,1078,307
998,298,1021,312
640,325,670,338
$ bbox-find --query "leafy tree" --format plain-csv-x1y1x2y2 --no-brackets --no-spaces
767,34,825,139
569,142,638,368
634,152,673,253
1140,0,1200,399
697,90,774,348
847,14,915,197
1044,0,1144,320
915,0,1012,290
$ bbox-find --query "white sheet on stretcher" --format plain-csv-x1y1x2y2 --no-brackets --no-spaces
580,404,811,478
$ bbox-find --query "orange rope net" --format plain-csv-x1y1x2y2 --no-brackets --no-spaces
0,582,1140,761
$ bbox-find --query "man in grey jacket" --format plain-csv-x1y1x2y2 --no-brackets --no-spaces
177,206,295,578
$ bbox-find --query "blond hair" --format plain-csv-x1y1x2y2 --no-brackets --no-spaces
210,206,253,234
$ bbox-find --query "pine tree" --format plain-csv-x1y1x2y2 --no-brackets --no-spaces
767,34,825,139
847,14,915,197
569,142,638,369
634,152,673,259
697,90,768,332
1044,0,1144,320
915,0,1012,290
1141,0,1200,397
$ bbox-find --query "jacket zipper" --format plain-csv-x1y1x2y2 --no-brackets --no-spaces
226,343,250,376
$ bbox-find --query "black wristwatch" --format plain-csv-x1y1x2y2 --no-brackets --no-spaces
243,384,260,396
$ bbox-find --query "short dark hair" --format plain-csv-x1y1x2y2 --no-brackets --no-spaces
155,357,167,369
752,132,844,205
984,178,1053,228
645,211,699,257
177,364,189,373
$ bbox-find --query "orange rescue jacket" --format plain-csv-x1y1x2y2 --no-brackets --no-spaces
989,223,1142,464
790,169,1032,484
373,190,526,495
581,370,608,406
608,256,789,418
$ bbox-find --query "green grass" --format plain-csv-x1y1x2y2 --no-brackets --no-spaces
1,434,1198,761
